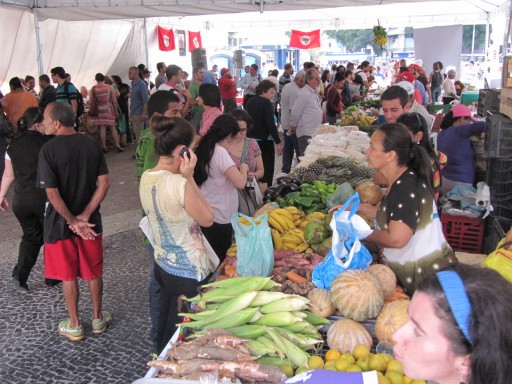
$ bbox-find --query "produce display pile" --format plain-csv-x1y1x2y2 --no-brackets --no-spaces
304,129,372,162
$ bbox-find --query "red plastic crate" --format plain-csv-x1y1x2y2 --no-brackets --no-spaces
441,214,484,253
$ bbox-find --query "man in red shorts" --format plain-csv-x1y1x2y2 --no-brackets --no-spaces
37,102,111,341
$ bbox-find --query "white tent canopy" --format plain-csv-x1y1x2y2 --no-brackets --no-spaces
0,0,509,91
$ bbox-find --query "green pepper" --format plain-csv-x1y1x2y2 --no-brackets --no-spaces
301,189,321,198
294,196,321,208
276,197,286,208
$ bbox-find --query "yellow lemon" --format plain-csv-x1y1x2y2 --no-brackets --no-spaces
346,365,363,372
308,355,324,370
382,354,393,363
410,381,427,384
369,354,388,372
387,360,404,375
279,364,294,377
325,349,341,361
324,360,336,369
378,376,392,384
334,357,352,371
385,370,404,384
356,357,370,372
353,344,371,360
403,377,412,384
341,353,355,364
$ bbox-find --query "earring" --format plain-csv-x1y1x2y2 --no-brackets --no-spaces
459,376,465,384
417,141,420,144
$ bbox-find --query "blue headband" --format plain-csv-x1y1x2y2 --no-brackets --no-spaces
436,270,473,345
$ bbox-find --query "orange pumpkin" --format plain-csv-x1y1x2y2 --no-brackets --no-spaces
368,264,397,299
375,299,410,344
327,319,372,354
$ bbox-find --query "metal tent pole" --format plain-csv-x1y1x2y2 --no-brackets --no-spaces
143,18,150,66
34,12,44,75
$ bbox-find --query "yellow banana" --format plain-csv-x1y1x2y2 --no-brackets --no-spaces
282,242,298,250
239,216,252,226
284,206,300,214
305,212,325,221
269,211,294,231
305,248,314,254
268,216,285,233
293,219,302,226
281,234,302,245
271,228,283,250
298,220,309,230
272,208,294,222
294,243,309,253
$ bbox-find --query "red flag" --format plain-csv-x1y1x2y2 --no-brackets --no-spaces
188,31,202,52
289,29,321,49
157,26,175,51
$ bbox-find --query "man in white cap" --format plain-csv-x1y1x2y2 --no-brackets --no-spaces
396,81,434,129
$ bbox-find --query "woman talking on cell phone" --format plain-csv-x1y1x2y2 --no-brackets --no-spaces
139,116,214,354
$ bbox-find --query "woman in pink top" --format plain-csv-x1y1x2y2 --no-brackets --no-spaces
90,73,122,153
194,114,248,261
198,84,222,136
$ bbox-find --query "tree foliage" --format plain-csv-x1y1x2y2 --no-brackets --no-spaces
324,29,383,55
462,25,486,53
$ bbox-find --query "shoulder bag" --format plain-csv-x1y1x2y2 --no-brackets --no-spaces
237,139,259,216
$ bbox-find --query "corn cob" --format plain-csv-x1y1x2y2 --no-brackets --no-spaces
224,324,267,339
256,335,286,358
250,291,290,307
247,340,278,357
180,307,258,329
283,321,309,333
200,276,265,289
201,291,258,325
259,296,309,314
178,309,216,320
251,311,303,327
292,311,308,319
303,311,330,325
256,356,292,367
266,327,309,368
262,279,281,291
190,276,274,303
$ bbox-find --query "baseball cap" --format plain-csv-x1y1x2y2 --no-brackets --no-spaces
451,104,478,121
221,68,229,75
396,81,415,96
409,64,421,72
398,71,415,83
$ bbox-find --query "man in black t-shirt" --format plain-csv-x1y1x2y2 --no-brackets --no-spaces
37,102,111,341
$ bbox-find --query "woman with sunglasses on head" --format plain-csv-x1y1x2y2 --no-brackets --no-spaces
393,263,512,384
397,112,447,201
436,104,485,196
139,116,214,354
0,107,58,293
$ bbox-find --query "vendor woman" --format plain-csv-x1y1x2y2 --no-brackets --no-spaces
364,123,456,293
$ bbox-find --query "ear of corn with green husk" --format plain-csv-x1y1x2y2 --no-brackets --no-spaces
303,311,331,325
179,307,258,329
225,325,267,339
251,311,303,327
259,296,309,314
256,356,292,367
250,291,290,307
256,336,285,359
200,276,256,289
266,327,309,368
247,340,278,357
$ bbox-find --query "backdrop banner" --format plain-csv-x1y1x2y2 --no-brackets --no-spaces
413,25,463,84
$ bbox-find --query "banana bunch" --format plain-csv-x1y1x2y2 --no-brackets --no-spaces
373,24,388,47
269,207,311,252
181,276,329,368
226,242,237,257
374,36,388,46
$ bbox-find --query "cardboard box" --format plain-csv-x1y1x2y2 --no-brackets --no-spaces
502,56,512,88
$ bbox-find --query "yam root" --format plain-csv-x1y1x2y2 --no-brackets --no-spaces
148,358,222,375
286,271,308,284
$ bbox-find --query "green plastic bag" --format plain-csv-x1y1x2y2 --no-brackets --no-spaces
231,212,274,277
326,182,354,210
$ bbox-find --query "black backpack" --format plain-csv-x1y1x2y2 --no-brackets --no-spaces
64,82,84,117
431,71,443,88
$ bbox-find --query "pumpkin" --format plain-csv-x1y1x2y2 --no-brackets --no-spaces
330,269,384,321
375,300,410,344
368,264,397,299
307,288,336,317
327,319,372,354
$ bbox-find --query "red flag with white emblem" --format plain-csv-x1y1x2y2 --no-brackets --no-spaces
157,26,175,51
289,29,321,49
188,31,203,52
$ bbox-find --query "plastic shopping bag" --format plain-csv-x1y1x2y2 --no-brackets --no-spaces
231,212,274,277
483,238,512,283
312,192,373,289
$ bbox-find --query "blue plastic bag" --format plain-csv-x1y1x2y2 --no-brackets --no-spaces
231,212,274,277
312,193,373,289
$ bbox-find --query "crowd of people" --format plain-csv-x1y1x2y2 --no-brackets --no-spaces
1,54,505,380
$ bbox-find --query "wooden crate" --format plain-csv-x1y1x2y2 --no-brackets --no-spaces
502,56,512,88
500,88,512,119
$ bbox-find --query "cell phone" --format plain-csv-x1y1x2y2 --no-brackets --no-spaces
179,147,190,158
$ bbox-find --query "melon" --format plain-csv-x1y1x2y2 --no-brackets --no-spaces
368,264,397,299
327,319,372,354
375,300,410,344
307,288,336,317
330,269,384,321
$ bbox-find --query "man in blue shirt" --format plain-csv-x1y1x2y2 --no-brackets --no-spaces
128,66,149,142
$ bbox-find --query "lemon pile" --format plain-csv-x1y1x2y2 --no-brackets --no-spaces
282,344,427,384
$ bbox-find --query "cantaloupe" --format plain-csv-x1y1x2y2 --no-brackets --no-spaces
307,288,336,317
368,264,397,299
375,300,410,344
327,319,372,354
330,269,384,321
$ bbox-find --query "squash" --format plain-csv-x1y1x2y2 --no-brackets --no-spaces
327,319,372,354
367,264,397,299
330,269,384,321
375,300,410,344
307,288,336,317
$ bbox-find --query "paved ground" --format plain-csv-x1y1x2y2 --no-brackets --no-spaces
0,145,153,384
